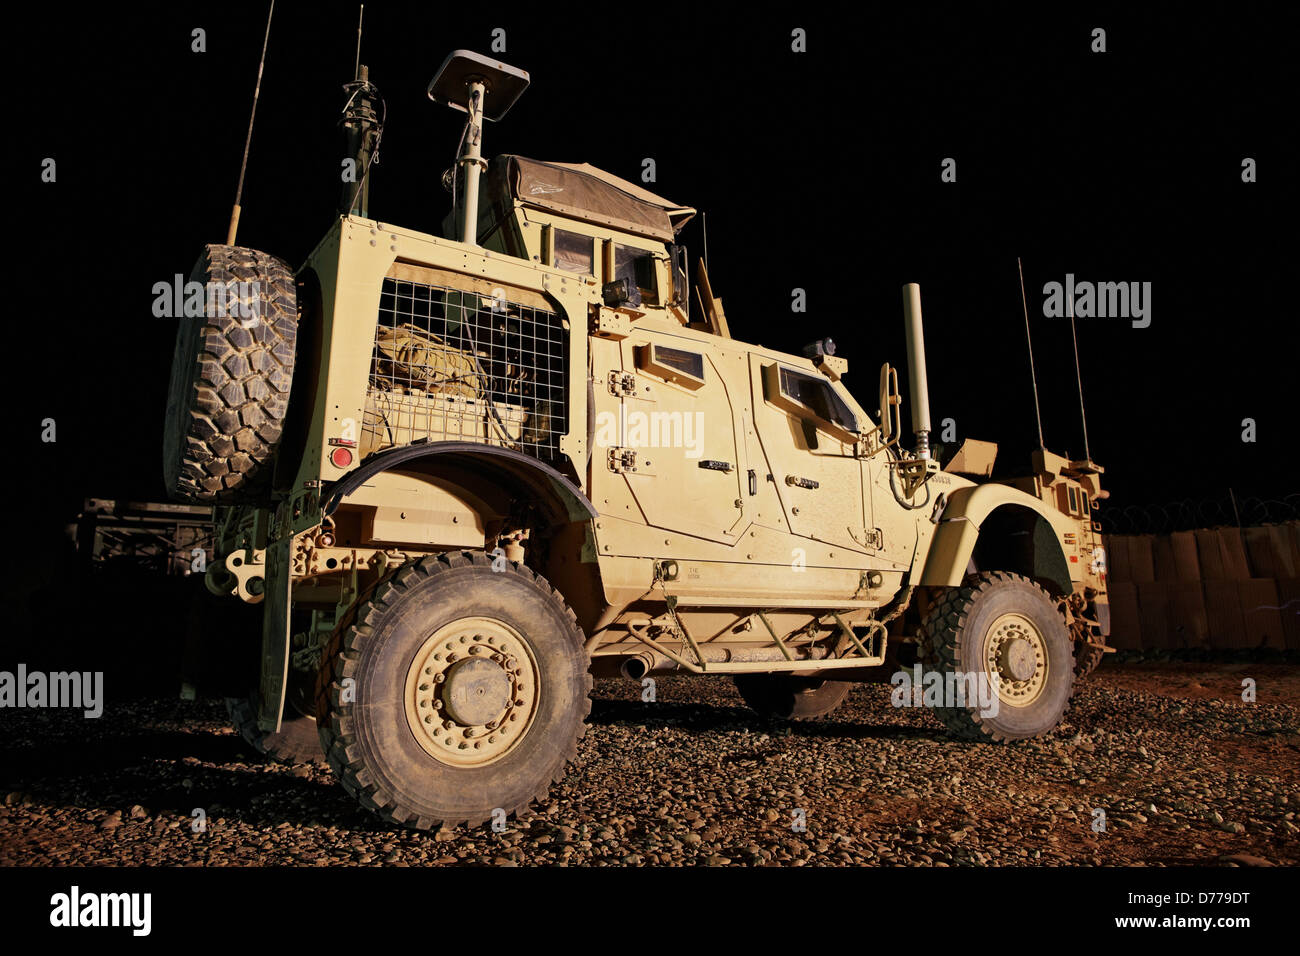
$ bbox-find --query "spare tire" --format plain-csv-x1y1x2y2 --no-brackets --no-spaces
163,244,297,502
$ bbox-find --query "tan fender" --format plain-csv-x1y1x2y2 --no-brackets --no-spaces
919,484,1076,594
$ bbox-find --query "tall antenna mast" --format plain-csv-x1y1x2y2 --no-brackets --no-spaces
703,212,710,272
353,4,364,80
226,0,276,246
1067,293,1092,461
1017,257,1046,450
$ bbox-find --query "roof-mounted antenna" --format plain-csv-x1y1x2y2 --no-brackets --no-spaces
340,4,383,219
353,4,364,80
226,0,276,246
1067,292,1093,462
1017,257,1046,451
427,50,530,246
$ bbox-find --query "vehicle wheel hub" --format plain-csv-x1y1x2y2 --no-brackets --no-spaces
985,613,1048,706
442,657,511,726
999,637,1037,682
404,617,539,768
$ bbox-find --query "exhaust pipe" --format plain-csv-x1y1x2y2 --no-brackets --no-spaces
901,283,933,459
619,652,656,681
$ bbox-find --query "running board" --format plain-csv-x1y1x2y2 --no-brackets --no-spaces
638,601,887,674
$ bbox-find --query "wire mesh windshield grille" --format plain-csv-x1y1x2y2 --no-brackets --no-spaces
364,276,567,460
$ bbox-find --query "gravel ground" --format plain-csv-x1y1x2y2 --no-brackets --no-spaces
1,662,1296,867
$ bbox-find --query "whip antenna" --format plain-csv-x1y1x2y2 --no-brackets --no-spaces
226,0,276,245
354,4,364,80
1067,293,1092,461
1018,257,1045,450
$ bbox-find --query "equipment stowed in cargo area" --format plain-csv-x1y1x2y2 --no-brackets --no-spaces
362,278,567,459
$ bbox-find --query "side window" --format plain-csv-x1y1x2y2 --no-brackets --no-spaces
768,365,858,433
636,343,705,389
554,229,594,275
613,244,659,305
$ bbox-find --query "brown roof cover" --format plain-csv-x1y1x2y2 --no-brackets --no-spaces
502,155,696,242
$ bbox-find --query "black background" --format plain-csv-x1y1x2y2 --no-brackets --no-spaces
10,2,1294,564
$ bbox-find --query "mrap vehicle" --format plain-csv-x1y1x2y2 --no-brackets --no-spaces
165,50,1111,830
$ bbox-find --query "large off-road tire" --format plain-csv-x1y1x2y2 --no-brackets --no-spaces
734,674,853,720
919,571,1074,743
163,244,296,503
225,695,322,764
315,551,592,831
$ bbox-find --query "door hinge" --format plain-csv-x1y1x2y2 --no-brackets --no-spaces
607,447,639,473
608,371,637,396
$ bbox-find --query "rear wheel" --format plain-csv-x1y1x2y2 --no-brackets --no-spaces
734,674,853,720
315,551,591,830
919,572,1074,742
225,694,321,764
1073,643,1105,680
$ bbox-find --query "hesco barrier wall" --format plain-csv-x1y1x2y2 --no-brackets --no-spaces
1102,521,1300,651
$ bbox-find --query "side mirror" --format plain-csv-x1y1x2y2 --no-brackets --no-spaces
667,244,688,310
878,362,902,443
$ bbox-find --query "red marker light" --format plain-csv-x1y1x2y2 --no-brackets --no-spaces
330,447,354,469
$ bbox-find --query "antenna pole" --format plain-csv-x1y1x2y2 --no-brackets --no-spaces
1068,289,1092,461
227,0,276,246
1018,257,1045,450
703,212,710,272
354,4,364,80
458,80,486,245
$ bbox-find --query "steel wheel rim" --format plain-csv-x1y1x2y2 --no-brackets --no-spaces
984,612,1049,707
403,616,540,768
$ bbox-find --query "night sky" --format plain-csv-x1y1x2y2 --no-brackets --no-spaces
11,3,1294,562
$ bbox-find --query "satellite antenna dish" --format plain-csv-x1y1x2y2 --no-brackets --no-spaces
427,50,530,120
427,51,530,246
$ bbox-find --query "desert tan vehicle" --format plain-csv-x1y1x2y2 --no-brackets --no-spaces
166,51,1112,829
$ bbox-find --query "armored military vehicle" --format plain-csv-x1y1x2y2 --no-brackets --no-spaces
166,51,1112,829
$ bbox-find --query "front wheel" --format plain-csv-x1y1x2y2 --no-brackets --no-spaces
315,551,591,831
919,572,1075,742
